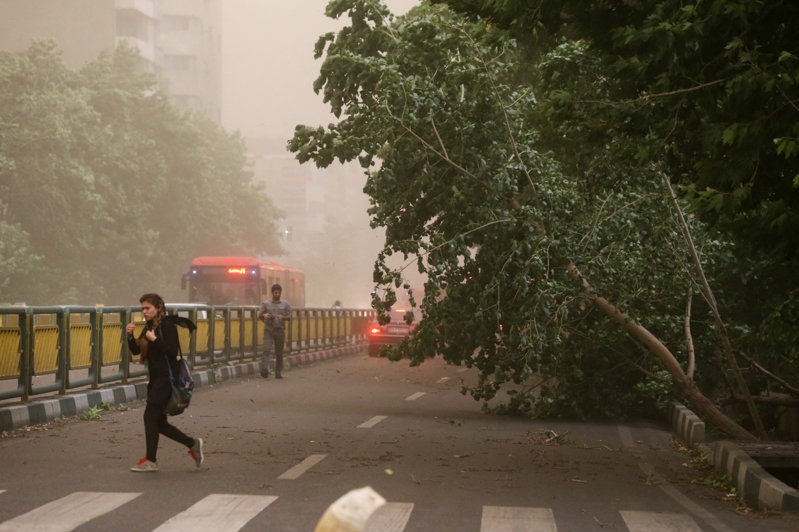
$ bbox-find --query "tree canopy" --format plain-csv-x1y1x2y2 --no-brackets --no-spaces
291,0,799,439
437,0,799,407
0,41,283,305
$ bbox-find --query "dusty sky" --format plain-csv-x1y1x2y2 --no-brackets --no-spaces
220,1,422,307
221,0,419,140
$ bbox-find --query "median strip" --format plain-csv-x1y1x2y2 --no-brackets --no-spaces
278,454,327,480
358,415,387,429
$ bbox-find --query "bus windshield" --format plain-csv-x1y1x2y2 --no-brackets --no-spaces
182,256,305,307
189,280,259,306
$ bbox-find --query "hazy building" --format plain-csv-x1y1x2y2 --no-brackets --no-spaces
0,0,222,121
247,137,383,307
158,0,222,120
247,137,319,253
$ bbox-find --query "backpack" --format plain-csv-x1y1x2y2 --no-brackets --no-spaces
163,316,197,416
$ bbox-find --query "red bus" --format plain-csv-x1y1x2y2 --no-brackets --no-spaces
181,256,305,307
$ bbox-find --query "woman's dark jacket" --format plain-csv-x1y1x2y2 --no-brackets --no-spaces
127,317,180,406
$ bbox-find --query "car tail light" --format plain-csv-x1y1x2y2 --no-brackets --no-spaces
369,326,382,335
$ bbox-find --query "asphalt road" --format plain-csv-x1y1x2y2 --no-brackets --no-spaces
0,353,797,531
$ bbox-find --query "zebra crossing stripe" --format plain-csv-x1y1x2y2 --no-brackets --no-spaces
480,506,557,532
363,502,414,532
152,494,277,532
620,510,702,532
0,490,729,532
405,392,425,401
278,453,327,480
0,491,140,532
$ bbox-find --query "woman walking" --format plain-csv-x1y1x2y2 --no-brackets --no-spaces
126,293,204,472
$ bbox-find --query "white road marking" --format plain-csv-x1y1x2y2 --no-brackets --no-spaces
622,425,735,532
278,453,327,480
0,491,140,532
363,502,414,532
481,506,557,532
621,510,702,532
358,415,387,428
0,491,736,532
153,494,277,532
405,392,426,401
638,463,736,532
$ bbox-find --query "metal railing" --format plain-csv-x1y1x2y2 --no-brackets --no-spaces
0,304,375,403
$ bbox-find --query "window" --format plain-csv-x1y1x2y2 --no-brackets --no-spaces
163,15,199,32
116,10,151,40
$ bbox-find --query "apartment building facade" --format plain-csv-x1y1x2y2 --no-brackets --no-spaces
0,0,222,121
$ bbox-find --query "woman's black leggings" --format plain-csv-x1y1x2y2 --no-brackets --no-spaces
143,402,194,462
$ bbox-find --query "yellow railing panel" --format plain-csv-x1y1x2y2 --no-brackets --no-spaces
243,319,254,349
323,315,332,339
102,324,124,364
33,325,59,374
0,327,21,378
230,320,241,349
69,324,93,369
214,320,225,350
195,319,209,352
177,327,191,355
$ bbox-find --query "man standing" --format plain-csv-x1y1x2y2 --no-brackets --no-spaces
260,284,291,379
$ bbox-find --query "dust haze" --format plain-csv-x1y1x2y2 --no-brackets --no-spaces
222,1,420,308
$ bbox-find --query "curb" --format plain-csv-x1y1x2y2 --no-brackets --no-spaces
668,401,706,448
0,344,363,433
669,401,799,514
711,440,799,513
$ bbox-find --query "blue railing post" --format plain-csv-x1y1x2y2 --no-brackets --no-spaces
18,307,33,402
58,307,69,395
91,308,101,389
123,307,132,383
250,306,260,358
223,306,232,361
207,306,218,364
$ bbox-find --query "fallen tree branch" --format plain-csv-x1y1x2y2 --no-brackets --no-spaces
662,173,765,437
569,263,756,441
734,351,799,396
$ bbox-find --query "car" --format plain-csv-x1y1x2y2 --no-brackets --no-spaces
366,291,418,357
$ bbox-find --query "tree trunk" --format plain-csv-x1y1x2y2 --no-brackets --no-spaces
584,287,757,441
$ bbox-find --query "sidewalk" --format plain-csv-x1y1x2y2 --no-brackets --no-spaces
0,344,362,432
669,401,799,514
